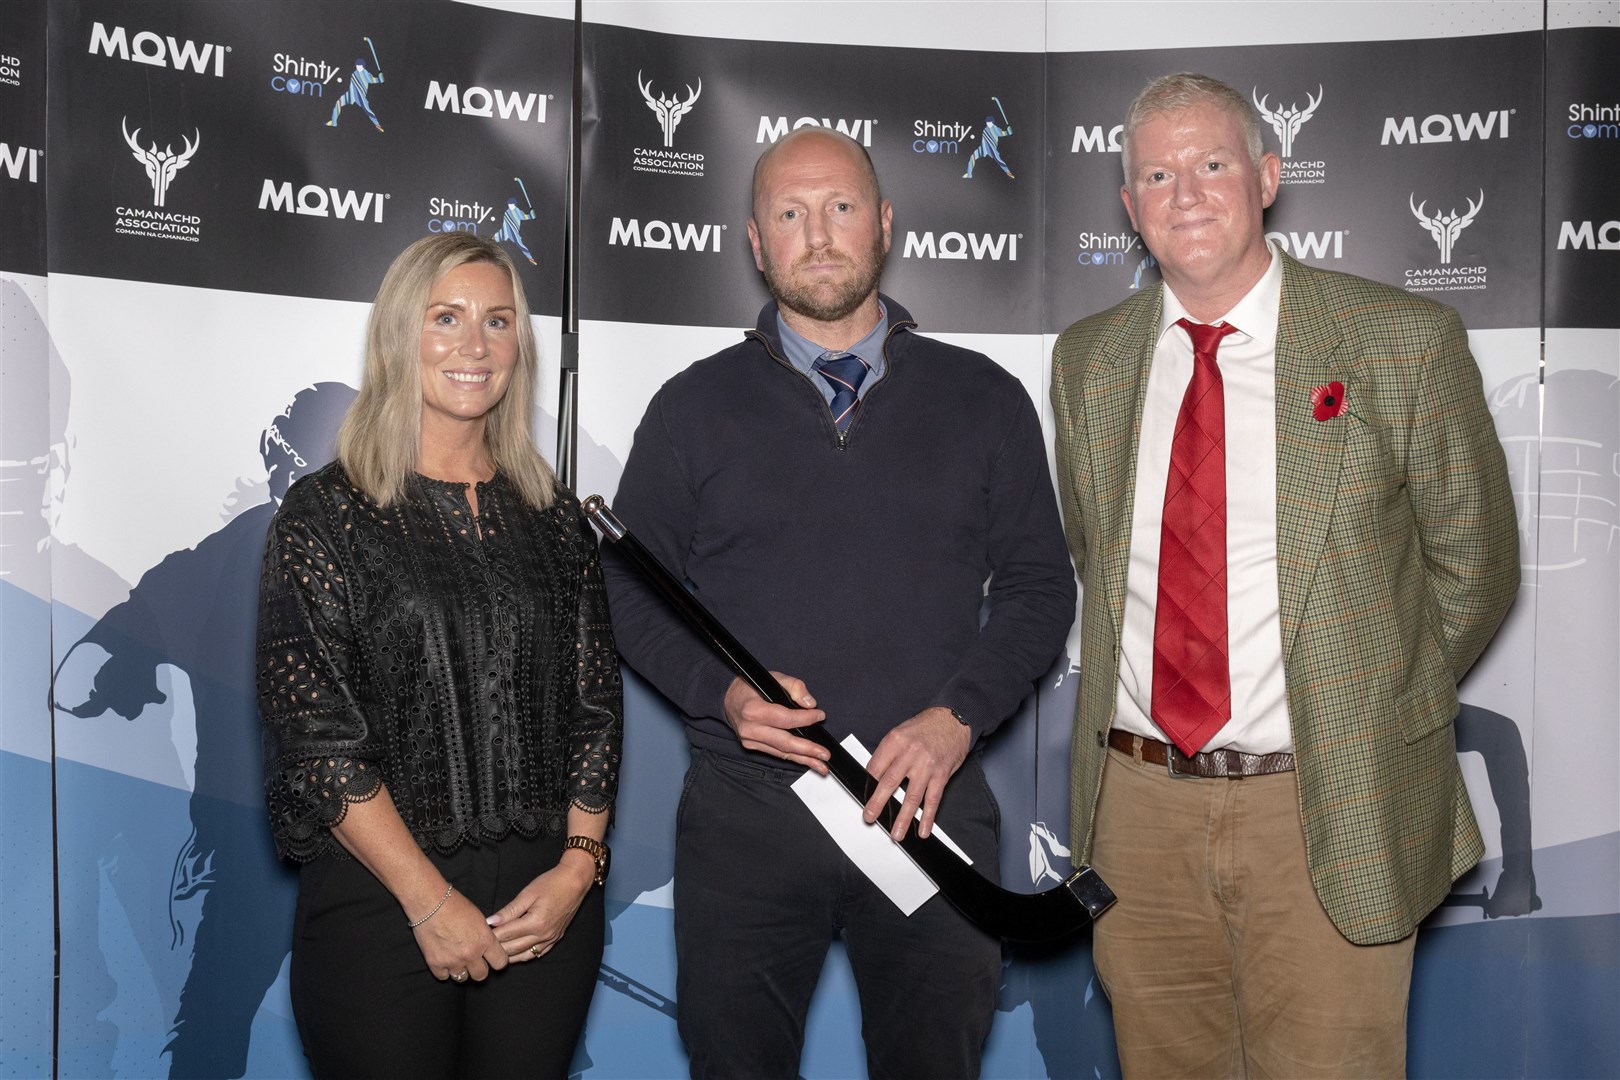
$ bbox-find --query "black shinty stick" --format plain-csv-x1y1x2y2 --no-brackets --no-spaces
583,494,1114,942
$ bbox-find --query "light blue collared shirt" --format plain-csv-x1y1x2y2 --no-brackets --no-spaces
775,301,889,407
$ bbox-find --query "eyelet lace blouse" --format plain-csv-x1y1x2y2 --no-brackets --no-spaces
257,463,621,862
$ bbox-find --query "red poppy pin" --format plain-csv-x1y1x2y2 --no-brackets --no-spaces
1310,381,1356,422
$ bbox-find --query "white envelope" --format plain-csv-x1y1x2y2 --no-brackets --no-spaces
791,734,972,915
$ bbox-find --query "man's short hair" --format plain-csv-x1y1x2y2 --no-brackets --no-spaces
1120,72,1266,183
750,128,882,219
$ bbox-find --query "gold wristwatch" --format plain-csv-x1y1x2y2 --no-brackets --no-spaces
564,835,610,886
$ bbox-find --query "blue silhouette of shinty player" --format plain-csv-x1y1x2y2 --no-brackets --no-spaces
494,179,540,265
54,383,356,1079
327,39,385,132
963,98,1015,180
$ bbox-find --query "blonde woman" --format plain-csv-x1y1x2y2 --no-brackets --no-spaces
258,233,620,1078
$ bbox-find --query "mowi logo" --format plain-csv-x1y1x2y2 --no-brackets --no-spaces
608,218,723,251
902,231,1020,261
1557,220,1620,250
258,180,388,222
1380,110,1512,144
1,142,41,183
424,81,548,123
1070,124,1124,153
88,22,227,77
1264,229,1345,260
757,116,875,147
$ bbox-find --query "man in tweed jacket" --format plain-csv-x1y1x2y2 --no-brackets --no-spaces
1051,74,1517,1077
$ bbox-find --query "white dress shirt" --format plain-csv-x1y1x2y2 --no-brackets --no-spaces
1114,246,1292,754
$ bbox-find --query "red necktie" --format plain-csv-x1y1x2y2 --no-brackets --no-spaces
1152,318,1239,756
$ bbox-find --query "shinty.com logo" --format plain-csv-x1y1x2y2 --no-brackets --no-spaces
633,71,705,177
270,52,343,101
1568,103,1619,139
1074,229,1157,291
425,179,543,265
115,118,203,242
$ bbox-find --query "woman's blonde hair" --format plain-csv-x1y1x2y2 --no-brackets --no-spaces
337,233,557,510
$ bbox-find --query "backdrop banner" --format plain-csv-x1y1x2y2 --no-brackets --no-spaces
1,1,1614,1077
31,3,570,1077
0,4,55,1074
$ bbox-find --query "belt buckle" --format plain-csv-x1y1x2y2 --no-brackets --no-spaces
1165,743,1198,780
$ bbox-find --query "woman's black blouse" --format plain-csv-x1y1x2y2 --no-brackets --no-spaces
257,463,621,862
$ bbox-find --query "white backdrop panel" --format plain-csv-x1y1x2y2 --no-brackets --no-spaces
585,0,1048,50
1046,0,1545,51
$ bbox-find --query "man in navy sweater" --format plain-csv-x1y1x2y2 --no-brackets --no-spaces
603,128,1075,1079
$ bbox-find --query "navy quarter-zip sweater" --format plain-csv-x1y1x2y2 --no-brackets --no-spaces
603,297,1076,766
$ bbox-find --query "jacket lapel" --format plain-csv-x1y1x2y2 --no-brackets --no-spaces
1273,255,1358,659
1086,288,1161,639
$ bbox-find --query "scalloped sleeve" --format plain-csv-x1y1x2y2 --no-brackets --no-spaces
257,508,382,860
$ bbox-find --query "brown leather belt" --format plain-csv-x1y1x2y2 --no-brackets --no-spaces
1108,730,1295,779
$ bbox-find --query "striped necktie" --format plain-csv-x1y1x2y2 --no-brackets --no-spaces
813,351,871,432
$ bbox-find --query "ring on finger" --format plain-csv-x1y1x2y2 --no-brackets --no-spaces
452,971,468,982
530,944,543,958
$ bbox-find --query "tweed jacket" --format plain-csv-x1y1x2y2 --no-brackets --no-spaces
1051,253,1518,944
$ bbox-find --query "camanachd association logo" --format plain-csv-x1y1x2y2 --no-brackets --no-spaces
114,117,203,242
1404,189,1486,293
632,70,705,178
1253,85,1326,186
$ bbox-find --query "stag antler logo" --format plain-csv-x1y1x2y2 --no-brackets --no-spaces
1252,85,1322,159
122,118,200,207
1411,190,1484,264
637,70,701,148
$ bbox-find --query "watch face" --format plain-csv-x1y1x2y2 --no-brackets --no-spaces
598,845,611,886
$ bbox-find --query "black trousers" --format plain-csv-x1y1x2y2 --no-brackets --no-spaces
290,830,603,1079
674,749,1003,1080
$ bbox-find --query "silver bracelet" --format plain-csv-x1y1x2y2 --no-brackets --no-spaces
407,885,455,928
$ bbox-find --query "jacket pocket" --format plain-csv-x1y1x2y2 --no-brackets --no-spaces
1395,663,1459,745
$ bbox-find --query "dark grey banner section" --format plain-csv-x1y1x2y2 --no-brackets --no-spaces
580,22,1043,334
45,0,570,312
1,0,48,276
1044,33,1543,333
1545,26,1619,329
